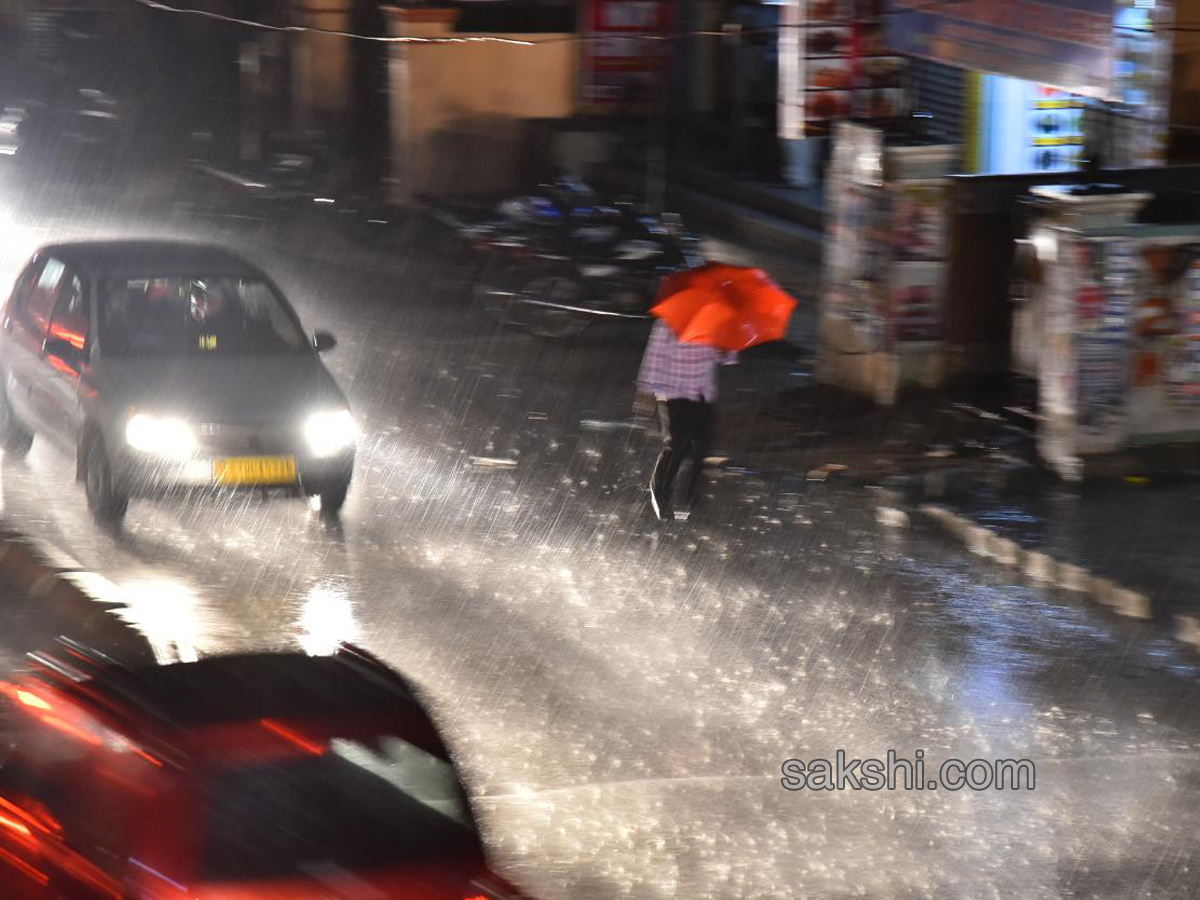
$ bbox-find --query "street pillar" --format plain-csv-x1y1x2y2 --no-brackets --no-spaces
381,5,460,205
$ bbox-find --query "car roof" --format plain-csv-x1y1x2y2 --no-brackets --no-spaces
33,240,265,280
24,647,448,761
104,652,425,727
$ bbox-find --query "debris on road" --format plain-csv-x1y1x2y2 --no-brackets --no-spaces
469,457,518,468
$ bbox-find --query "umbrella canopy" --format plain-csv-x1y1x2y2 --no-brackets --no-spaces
651,263,797,352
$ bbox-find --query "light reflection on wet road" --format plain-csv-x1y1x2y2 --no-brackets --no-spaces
0,199,1199,898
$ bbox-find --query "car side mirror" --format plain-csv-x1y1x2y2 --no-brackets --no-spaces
312,331,337,353
42,336,84,368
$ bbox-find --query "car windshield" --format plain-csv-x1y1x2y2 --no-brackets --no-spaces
98,276,308,357
201,735,481,882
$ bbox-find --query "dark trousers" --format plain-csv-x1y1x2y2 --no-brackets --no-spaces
650,399,716,514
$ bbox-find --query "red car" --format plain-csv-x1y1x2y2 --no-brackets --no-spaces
0,641,524,900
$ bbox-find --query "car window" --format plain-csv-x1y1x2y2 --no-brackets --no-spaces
98,276,308,358
200,736,480,882
48,270,88,351
20,257,67,340
4,260,43,322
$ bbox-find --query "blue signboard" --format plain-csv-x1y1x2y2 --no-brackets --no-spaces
885,0,1116,99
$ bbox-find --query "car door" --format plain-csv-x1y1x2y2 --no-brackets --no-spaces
0,742,133,900
3,256,68,437
0,258,45,431
39,267,91,451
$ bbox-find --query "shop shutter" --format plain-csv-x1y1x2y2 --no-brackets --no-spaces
909,58,965,144
23,10,58,66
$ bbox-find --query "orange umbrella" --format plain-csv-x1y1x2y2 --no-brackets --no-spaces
651,263,797,352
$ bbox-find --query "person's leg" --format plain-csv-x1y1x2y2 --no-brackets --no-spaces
682,401,716,510
650,400,699,519
650,400,682,520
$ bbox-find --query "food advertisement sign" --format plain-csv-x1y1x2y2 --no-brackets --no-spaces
885,0,1116,100
779,0,907,139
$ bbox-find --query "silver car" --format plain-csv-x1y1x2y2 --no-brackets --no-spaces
0,240,356,523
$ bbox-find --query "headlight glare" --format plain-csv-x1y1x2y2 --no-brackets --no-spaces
125,414,197,460
304,408,356,458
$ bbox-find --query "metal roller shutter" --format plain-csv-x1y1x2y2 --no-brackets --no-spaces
909,58,965,144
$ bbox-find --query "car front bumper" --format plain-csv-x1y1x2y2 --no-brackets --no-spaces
112,448,354,499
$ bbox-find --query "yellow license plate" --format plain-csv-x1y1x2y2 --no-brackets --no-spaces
214,456,297,486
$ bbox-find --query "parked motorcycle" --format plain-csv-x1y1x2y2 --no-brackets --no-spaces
186,135,393,239
477,206,702,339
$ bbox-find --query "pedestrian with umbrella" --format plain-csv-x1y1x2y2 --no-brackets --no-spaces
635,262,797,521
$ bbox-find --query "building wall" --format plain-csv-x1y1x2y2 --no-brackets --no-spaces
295,6,354,127
385,7,579,198
1170,0,1200,163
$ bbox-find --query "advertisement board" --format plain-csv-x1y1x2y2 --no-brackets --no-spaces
885,0,1116,99
581,0,673,105
778,0,908,139
969,77,1085,175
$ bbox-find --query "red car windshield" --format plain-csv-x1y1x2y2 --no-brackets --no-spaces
200,735,482,882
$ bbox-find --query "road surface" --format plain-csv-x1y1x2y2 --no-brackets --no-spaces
0,182,1198,899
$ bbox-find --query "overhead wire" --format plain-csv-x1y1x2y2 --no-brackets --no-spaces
129,0,979,44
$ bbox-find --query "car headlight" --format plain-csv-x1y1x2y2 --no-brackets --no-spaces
125,413,197,460
304,408,356,458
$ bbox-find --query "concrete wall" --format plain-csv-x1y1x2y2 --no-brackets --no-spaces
384,6,579,200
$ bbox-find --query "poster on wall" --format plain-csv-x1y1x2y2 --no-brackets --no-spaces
893,184,945,261
1163,260,1200,409
824,122,891,351
581,0,673,105
889,261,944,342
1073,239,1131,438
885,0,1117,100
1044,235,1200,468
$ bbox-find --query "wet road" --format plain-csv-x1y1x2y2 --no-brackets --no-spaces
2,189,1200,899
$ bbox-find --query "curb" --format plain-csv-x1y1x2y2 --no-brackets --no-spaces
913,504,1200,652
0,531,159,665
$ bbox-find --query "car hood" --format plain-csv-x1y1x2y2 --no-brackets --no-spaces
98,354,346,423
188,864,490,900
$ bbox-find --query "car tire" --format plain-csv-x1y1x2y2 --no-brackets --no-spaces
0,387,33,457
317,480,349,518
84,439,128,524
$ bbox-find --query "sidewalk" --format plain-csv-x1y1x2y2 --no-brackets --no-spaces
941,477,1200,616
703,343,1200,650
